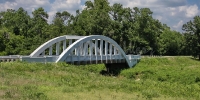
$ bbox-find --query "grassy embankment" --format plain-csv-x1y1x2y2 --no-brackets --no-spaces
0,56,200,100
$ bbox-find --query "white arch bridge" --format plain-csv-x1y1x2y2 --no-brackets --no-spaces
1,35,140,68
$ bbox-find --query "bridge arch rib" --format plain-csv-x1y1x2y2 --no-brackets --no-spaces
30,35,86,57
56,35,136,68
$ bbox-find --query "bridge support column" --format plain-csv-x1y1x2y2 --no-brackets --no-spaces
114,47,117,63
69,39,72,45
75,48,77,55
100,39,103,63
84,43,88,56
79,43,83,56
77,47,80,65
75,39,79,55
105,41,108,63
114,47,117,55
63,40,66,51
69,39,73,56
49,46,52,55
84,43,88,64
109,44,112,63
95,39,98,64
89,40,93,63
56,42,60,55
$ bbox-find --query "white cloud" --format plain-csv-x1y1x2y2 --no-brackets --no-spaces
173,20,184,29
156,4,199,31
0,0,51,13
50,0,81,11
0,2,17,11
35,0,49,5
108,0,187,8
185,4,198,18
155,15,162,20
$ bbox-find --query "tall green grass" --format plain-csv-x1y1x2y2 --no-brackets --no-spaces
0,56,200,100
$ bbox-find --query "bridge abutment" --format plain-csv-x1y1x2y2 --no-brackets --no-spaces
104,63,129,75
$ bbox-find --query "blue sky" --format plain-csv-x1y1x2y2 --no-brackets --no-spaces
0,0,199,32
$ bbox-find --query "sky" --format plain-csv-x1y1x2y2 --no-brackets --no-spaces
0,0,199,32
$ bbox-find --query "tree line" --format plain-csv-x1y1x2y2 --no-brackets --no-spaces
0,0,199,59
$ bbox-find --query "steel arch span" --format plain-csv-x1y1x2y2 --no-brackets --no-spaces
22,35,140,68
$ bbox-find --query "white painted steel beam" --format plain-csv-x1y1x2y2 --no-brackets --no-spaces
56,42,60,55
95,39,98,63
63,40,66,51
49,46,52,55
105,41,108,63
100,39,103,63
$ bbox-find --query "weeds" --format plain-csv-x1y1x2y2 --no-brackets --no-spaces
0,57,200,99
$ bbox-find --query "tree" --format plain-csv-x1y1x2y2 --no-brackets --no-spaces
0,1,186,56
14,7,30,37
31,7,49,37
0,28,7,55
182,16,200,59
109,3,127,48
50,11,72,37
0,27,24,55
70,0,112,36
159,27,184,55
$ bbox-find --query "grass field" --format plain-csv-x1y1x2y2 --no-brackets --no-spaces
0,56,200,100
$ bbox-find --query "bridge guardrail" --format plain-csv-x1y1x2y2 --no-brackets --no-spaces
126,55,141,60
0,55,20,62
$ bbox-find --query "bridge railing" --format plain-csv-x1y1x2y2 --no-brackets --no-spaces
0,55,21,62
126,55,141,60
20,56,59,63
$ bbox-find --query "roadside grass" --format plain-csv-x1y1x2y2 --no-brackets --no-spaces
0,56,200,100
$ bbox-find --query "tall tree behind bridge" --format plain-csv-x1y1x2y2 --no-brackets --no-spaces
182,16,200,59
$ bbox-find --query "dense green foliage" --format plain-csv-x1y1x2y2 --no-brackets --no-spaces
0,57,200,99
182,16,200,59
0,0,199,58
